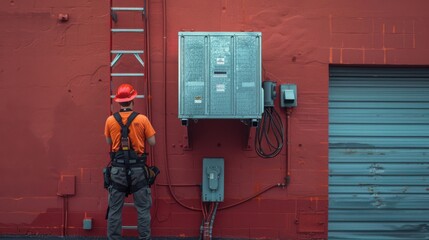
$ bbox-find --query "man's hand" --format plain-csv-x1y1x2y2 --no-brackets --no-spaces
147,136,156,146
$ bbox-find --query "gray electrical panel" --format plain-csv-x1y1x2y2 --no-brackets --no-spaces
202,158,224,202
178,32,263,122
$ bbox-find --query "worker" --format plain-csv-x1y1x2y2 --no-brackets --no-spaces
104,83,156,240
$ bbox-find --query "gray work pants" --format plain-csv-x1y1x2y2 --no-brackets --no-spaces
108,166,152,240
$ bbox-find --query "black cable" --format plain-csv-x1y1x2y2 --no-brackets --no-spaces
255,107,284,158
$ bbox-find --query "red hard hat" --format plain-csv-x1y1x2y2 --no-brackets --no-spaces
114,84,138,102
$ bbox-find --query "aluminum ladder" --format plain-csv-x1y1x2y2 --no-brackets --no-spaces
109,2,147,113
109,0,148,231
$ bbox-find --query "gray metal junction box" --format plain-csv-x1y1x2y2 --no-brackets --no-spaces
178,32,263,122
202,158,224,202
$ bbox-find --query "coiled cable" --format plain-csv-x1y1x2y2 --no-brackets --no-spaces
255,107,284,158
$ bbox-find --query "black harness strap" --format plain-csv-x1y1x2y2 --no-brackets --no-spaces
113,112,139,148
112,111,141,195
113,111,139,159
113,111,139,129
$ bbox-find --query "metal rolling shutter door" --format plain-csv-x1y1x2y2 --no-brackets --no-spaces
328,67,429,239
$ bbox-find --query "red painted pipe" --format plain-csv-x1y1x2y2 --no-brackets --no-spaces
57,194,69,237
109,0,113,115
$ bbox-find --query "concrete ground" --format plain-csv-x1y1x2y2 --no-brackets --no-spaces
0,237,203,240
0,237,237,240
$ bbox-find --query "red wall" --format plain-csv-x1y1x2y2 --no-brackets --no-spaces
1,0,429,239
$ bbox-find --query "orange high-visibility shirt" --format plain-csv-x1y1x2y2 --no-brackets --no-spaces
104,112,156,155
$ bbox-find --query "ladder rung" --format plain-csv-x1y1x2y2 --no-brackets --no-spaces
111,29,144,33
111,95,144,99
111,7,144,11
111,73,144,77
111,50,144,54
122,226,138,230
124,202,135,207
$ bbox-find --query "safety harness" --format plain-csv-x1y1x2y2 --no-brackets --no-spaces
104,111,160,219
110,111,149,196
